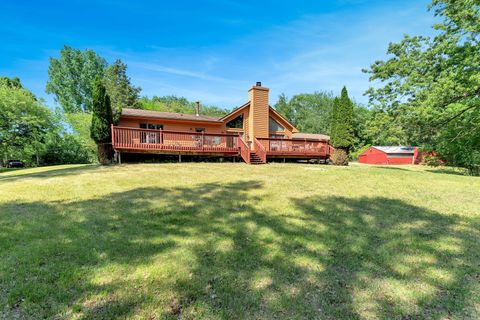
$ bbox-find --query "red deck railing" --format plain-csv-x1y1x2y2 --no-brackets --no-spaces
112,126,240,153
253,137,267,163
256,137,331,157
238,137,250,164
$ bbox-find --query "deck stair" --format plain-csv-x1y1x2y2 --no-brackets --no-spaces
249,152,266,165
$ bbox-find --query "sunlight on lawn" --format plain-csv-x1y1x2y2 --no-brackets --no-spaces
0,164,479,319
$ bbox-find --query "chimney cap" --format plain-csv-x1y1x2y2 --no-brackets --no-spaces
256,81,262,87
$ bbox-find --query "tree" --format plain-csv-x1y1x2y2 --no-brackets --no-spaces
274,93,293,124
46,45,107,113
90,77,113,164
0,84,53,166
104,59,141,123
274,92,335,135
351,104,373,154
363,109,408,146
330,87,354,165
137,95,228,116
1,76,36,100
364,0,480,174
63,112,97,162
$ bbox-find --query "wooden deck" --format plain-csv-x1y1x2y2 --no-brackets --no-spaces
256,137,332,158
112,126,332,163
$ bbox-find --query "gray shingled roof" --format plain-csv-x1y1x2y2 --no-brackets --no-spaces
292,133,330,141
121,108,223,123
373,146,416,154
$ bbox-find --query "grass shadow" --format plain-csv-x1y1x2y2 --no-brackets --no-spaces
426,167,471,176
0,164,100,181
0,180,478,319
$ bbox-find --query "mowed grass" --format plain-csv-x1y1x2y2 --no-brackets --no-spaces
0,163,479,319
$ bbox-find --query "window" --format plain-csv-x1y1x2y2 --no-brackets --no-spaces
269,117,285,132
139,123,163,144
270,134,284,139
226,114,244,129
140,123,163,130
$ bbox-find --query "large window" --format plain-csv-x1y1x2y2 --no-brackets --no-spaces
139,123,163,144
269,117,285,132
140,123,163,130
226,114,243,129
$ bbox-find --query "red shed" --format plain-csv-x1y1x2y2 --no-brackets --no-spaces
358,146,419,165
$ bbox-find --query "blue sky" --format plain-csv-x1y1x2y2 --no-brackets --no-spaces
0,0,434,110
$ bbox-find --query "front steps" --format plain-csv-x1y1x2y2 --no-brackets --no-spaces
250,152,266,165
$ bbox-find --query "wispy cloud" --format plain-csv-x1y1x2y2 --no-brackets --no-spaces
131,61,229,82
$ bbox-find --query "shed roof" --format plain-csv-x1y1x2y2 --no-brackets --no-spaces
121,108,223,123
373,146,416,154
292,133,330,141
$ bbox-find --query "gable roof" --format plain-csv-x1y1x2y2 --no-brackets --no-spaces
218,102,250,121
373,146,416,154
121,108,223,123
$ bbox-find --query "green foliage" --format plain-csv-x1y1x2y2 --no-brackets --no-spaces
137,95,228,116
90,78,112,144
350,144,371,161
0,84,53,165
0,76,36,100
363,109,408,146
46,45,107,113
63,112,97,162
273,91,335,135
104,59,141,123
40,133,91,165
0,76,23,90
351,104,372,151
364,0,480,174
331,87,354,150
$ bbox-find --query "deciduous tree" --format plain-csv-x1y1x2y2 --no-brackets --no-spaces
46,45,107,113
104,59,141,123
364,0,480,174
0,83,52,165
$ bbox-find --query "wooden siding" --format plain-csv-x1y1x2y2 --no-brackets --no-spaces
268,110,294,138
118,116,224,134
222,105,249,139
248,86,269,141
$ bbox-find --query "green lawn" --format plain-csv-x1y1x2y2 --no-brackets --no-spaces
0,163,479,319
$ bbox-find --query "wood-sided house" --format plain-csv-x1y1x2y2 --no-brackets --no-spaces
112,82,333,164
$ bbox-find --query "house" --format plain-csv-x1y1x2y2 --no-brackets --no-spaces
111,82,333,164
358,146,419,165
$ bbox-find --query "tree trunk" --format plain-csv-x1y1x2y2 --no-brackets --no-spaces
97,143,113,165
332,147,349,166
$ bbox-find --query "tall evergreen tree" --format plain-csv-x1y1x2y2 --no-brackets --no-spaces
90,77,113,164
331,86,354,165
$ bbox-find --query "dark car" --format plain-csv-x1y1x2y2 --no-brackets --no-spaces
7,160,24,168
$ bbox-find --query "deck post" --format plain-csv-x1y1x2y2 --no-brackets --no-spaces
118,151,121,164
178,153,182,163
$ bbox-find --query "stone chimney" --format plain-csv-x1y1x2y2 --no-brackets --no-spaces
248,82,269,141
195,101,200,116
